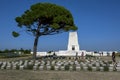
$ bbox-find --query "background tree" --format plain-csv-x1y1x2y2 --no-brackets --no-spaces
12,3,77,59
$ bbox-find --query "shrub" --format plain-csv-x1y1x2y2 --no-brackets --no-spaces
0,53,20,58
96,67,100,71
65,65,69,71
108,61,112,64
0,62,2,67
73,65,76,71
16,65,19,70
92,64,96,67
51,66,54,70
119,55,120,57
27,64,34,70
88,66,92,71
104,66,109,71
115,53,120,57
81,66,83,71
100,64,103,67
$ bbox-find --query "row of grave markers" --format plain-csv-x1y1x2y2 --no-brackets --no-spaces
0,59,120,71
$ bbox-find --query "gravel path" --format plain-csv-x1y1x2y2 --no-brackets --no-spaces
0,70,120,80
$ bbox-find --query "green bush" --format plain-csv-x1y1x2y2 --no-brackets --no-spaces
0,63,2,67
108,61,112,64
27,64,34,70
51,66,54,70
104,66,109,71
81,66,83,71
96,67,100,71
115,53,120,57
16,65,19,70
0,53,20,58
72,65,76,71
92,64,96,67
85,54,94,59
88,66,92,71
65,65,69,71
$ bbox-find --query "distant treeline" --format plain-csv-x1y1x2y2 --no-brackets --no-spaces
0,48,31,54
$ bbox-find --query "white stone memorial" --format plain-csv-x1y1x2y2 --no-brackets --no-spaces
33,31,116,57
68,32,80,51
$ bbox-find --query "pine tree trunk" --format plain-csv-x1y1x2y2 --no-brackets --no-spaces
33,36,39,59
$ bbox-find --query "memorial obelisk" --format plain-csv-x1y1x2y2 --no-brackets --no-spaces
67,31,80,51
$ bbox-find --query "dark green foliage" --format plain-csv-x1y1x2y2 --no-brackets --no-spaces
81,66,83,71
85,54,95,59
73,65,76,71
12,31,20,37
0,53,20,58
92,64,96,67
65,65,69,71
3,49,9,53
88,66,92,71
0,63,2,68
51,66,55,70
96,67,100,71
23,49,31,54
86,54,93,57
0,49,31,54
108,61,112,64
27,64,34,70
100,63,103,67
15,3,77,36
104,66,109,71
0,49,31,58
0,49,15,53
16,65,19,70
115,53,120,57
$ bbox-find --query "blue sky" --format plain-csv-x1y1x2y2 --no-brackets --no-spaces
0,0,120,52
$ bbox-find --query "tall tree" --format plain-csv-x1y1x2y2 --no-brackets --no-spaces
12,3,77,59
